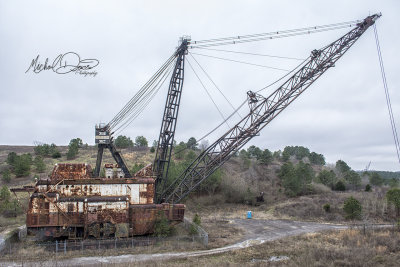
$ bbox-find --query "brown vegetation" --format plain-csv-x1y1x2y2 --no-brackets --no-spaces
158,227,400,267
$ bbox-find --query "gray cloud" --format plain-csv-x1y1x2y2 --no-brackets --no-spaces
0,0,399,171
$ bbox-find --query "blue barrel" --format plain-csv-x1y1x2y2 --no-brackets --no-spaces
247,211,252,219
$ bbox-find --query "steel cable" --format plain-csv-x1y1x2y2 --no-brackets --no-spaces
191,20,360,45
114,62,175,135
189,53,242,118
373,24,400,165
190,22,360,48
190,52,289,71
186,58,230,128
194,47,305,61
108,54,176,130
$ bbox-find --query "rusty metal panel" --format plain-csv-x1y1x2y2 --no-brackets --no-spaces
50,163,92,181
25,163,183,238
130,184,140,204
139,184,147,204
134,163,155,178
147,184,154,204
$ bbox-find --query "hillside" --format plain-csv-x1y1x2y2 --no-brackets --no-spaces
1,144,399,229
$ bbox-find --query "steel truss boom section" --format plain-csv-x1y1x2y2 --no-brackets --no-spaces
161,14,381,203
154,38,190,202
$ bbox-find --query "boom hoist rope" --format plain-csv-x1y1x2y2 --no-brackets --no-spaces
373,24,400,165
186,58,231,128
106,19,365,135
190,20,361,48
95,16,382,183
108,18,364,135
108,54,176,131
194,47,305,61
114,63,175,135
160,14,381,203
169,54,308,159
93,52,177,177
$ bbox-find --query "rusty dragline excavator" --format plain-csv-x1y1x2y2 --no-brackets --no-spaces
21,14,380,239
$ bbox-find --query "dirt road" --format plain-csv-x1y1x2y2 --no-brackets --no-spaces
1,219,347,266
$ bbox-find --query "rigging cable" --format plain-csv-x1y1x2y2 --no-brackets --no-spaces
108,53,176,130
195,47,305,61
373,24,400,165
109,55,175,130
190,20,361,48
187,58,231,128
189,52,242,118
114,61,175,135
190,52,289,71
172,54,309,157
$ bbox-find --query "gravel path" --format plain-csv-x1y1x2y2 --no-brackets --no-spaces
1,220,348,266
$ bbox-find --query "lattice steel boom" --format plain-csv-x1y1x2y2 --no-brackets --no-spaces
160,14,381,203
153,37,190,202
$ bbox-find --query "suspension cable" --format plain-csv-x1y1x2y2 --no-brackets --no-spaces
187,58,230,128
190,20,360,48
373,24,400,165
108,53,176,130
114,62,175,135
190,52,289,71
189,53,242,118
172,54,309,157
195,47,305,61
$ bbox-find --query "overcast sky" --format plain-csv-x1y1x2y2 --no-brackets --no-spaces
0,0,399,171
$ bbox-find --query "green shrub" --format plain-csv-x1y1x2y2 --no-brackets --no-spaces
135,136,148,148
189,224,198,235
130,163,145,175
2,170,11,183
344,170,361,188
52,151,62,158
365,184,372,192
34,156,46,173
343,196,362,220
334,180,346,191
193,213,201,226
244,187,256,206
153,211,174,237
115,135,134,148
13,154,32,177
386,188,400,217
278,161,314,197
369,172,384,186
317,170,337,188
6,152,17,166
0,185,10,201
34,143,60,157
323,203,331,213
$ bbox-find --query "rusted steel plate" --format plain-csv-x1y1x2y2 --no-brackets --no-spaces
37,178,155,185
134,164,155,178
58,196,129,202
10,186,35,192
50,163,92,181
26,163,185,238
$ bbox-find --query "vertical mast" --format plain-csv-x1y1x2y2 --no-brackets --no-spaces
153,37,190,202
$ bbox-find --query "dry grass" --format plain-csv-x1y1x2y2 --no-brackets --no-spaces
0,225,205,262
155,227,400,266
273,189,395,223
0,192,29,232
49,227,399,267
